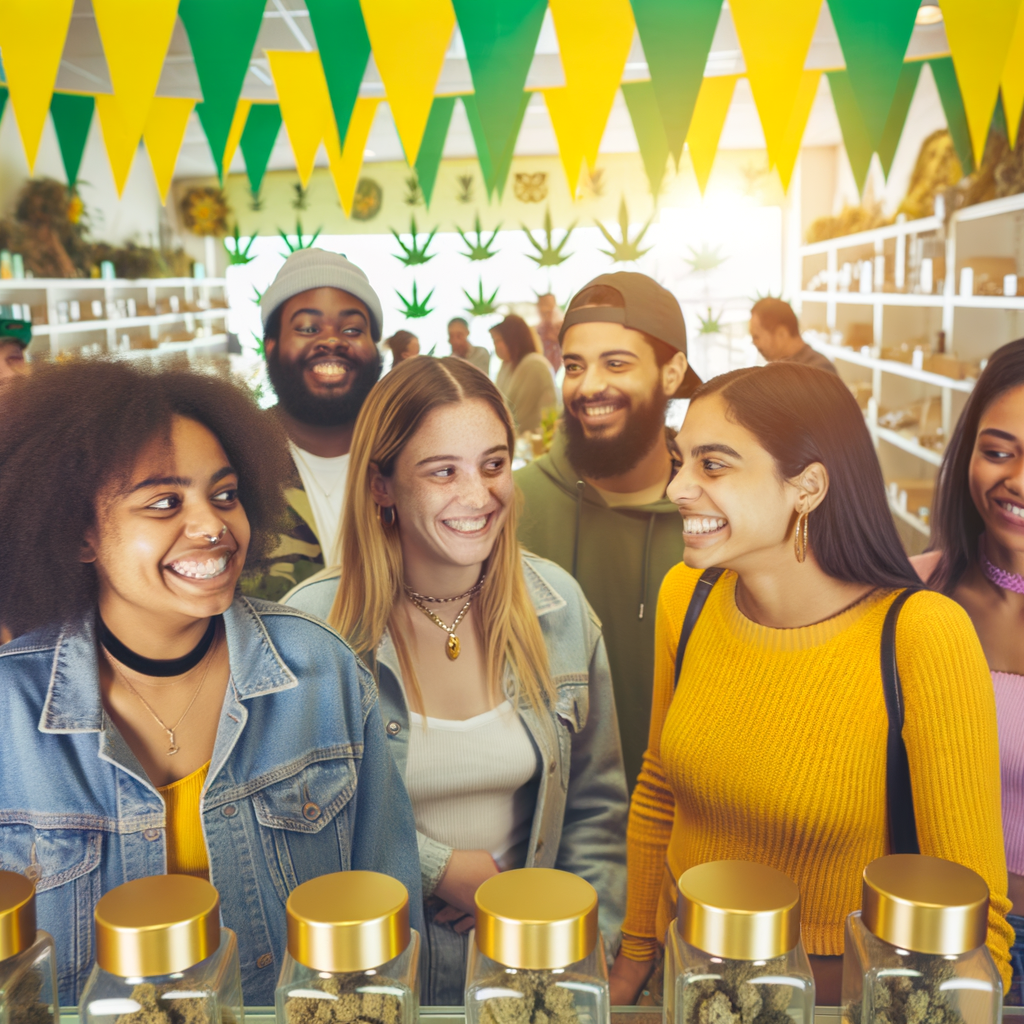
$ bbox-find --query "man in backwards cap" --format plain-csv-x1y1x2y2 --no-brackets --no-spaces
0,316,31,382
515,272,698,789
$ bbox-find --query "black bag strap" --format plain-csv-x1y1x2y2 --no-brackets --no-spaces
881,588,921,855
673,568,725,690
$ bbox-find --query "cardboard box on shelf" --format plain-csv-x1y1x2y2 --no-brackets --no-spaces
922,353,967,379
887,478,935,518
843,322,873,348
880,346,915,364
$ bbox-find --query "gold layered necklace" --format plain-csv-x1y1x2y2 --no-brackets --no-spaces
403,573,485,661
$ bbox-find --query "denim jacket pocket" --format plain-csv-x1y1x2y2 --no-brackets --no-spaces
251,753,359,902
553,675,590,790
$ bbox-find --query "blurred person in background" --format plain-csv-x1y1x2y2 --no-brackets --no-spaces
0,315,31,382
448,316,490,376
386,329,421,368
750,297,836,374
492,313,556,433
536,292,563,372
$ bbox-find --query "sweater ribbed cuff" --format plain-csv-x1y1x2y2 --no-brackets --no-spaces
619,933,661,962
417,831,454,899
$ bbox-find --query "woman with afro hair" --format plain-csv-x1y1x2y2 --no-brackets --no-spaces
0,360,422,1007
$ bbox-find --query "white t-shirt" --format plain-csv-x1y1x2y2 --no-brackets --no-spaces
288,442,349,566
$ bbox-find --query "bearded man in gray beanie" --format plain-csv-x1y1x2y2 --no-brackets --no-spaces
245,248,384,601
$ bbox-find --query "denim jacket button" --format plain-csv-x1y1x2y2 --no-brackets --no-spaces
548,760,557,774
222,805,237,817
386,721,402,736
257,953,274,969
143,828,160,841
302,801,321,821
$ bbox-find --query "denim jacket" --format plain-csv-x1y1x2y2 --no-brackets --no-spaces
284,552,629,953
0,597,423,1007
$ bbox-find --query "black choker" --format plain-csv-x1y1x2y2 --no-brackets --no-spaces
98,615,219,677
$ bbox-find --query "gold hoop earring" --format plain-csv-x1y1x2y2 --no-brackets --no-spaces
376,503,397,527
794,510,809,563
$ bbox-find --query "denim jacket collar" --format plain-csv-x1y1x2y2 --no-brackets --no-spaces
39,598,298,735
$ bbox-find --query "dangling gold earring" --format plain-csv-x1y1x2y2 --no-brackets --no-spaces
794,510,809,563
376,503,397,527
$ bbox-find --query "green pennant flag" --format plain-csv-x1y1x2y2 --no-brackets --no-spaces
306,0,371,139
827,70,873,193
452,0,546,173
930,56,975,174
878,60,922,177
239,103,282,193
631,0,723,164
463,91,530,199
179,0,266,182
414,95,456,207
621,81,671,197
0,86,7,126
50,92,94,186
827,0,919,150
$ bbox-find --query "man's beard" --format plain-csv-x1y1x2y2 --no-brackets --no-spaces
563,390,669,479
266,346,382,427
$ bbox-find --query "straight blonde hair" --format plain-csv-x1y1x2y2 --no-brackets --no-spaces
329,356,554,712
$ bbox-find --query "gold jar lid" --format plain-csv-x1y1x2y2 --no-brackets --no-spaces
0,871,36,961
677,861,802,961
286,871,410,973
474,868,598,970
862,855,988,955
95,875,221,977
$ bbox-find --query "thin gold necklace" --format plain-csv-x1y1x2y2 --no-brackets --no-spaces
104,632,219,756
406,593,473,660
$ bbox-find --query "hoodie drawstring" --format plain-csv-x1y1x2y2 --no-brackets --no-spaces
639,512,656,619
572,479,585,578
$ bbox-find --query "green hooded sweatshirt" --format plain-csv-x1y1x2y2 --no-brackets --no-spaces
514,429,686,790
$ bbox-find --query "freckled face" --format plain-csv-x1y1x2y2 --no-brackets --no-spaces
969,384,1024,550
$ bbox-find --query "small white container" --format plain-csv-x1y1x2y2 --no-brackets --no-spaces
1004,273,1018,297
920,258,934,294
960,266,974,297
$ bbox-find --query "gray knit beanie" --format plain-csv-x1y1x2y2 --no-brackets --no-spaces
260,248,384,341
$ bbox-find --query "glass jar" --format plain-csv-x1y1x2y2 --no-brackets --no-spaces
275,871,419,1024
665,860,815,1024
0,871,59,1024
79,875,242,1024
465,868,608,1024
842,855,1001,1024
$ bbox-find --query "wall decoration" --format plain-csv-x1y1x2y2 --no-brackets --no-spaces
49,92,95,188
523,208,575,267
456,175,476,204
896,128,963,219
396,281,435,318
392,216,438,265
292,184,309,210
456,214,501,260
404,176,425,206
514,172,548,203
180,186,230,236
223,225,256,264
239,103,283,195
278,219,323,254
352,178,383,220
463,278,500,316
595,197,653,263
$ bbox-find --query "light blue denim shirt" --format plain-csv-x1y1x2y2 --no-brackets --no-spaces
284,552,629,954
0,597,423,1007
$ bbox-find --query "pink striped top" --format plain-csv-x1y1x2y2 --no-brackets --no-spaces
994,671,1024,875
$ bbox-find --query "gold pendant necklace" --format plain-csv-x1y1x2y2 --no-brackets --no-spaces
406,593,473,660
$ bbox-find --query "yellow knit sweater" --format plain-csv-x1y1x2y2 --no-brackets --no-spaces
158,761,210,879
622,564,1013,990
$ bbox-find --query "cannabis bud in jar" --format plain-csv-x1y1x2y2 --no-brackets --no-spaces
0,871,59,1024
476,970,579,1024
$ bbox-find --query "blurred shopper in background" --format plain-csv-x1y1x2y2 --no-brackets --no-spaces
448,316,491,376
0,315,31,382
536,291,564,372
386,329,421,368
492,313,556,433
750,297,837,374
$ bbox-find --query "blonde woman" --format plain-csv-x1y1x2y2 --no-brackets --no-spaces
284,356,627,1004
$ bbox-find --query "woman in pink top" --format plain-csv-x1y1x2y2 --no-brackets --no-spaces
913,337,1024,1001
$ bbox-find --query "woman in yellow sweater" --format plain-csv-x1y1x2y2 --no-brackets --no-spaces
611,363,1012,1004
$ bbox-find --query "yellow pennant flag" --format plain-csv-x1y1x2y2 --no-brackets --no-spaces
143,97,195,204
266,50,338,187
542,0,636,194
92,0,180,150
95,94,141,196
686,75,740,194
327,98,382,216
222,100,253,176
1002,7,1024,148
942,0,1022,166
0,0,75,171
359,0,456,165
729,0,822,171
772,70,821,191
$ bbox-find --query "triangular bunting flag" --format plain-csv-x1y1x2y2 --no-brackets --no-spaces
306,0,372,140
827,70,873,193
222,100,252,174
240,103,283,194
265,50,339,187
143,96,195,204
621,81,672,197
414,96,456,207
686,74,739,193
92,0,181,152
728,0,822,171
358,0,456,165
0,0,75,171
95,93,141,196
940,0,1021,167
773,69,821,191
178,0,265,182
0,88,8,125
542,0,636,194
452,0,547,173
463,91,530,199
826,0,919,149
50,92,95,186
630,0,723,164
930,57,975,174
327,97,381,216
878,61,922,177
1003,7,1024,148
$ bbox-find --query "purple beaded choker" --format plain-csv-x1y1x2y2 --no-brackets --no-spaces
980,534,1024,595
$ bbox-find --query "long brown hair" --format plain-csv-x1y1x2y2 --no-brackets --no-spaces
329,356,554,710
492,314,538,367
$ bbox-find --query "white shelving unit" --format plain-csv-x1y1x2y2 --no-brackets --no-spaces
0,277,230,360
797,192,1024,551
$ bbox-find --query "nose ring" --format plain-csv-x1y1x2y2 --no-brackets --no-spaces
204,526,228,545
